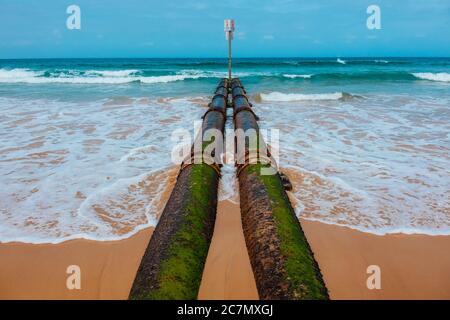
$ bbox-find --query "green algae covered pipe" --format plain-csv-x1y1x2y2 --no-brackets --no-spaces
231,78,329,300
129,80,227,300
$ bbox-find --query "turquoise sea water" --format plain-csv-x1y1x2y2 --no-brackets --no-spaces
0,58,449,242
1,57,449,100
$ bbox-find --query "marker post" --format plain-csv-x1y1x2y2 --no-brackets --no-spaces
224,19,235,80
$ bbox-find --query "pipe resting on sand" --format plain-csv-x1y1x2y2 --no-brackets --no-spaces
129,79,228,300
231,78,329,300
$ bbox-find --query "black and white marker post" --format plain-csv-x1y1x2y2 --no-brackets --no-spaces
224,19,235,80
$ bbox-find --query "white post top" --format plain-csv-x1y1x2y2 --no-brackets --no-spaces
225,20,234,79
224,19,235,32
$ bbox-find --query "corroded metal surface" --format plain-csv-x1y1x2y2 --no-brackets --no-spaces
129,80,227,300
130,165,219,300
232,79,329,300
238,170,289,298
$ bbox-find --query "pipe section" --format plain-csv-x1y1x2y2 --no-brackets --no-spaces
129,79,228,300
231,78,329,300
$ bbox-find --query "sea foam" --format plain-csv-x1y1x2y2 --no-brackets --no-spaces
282,74,313,79
0,68,43,79
0,68,204,84
256,93,450,236
85,69,139,77
259,91,344,102
0,96,204,243
412,72,450,82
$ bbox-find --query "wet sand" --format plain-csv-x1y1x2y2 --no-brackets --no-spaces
1,202,449,299
301,219,450,299
0,199,257,300
199,197,450,300
0,228,153,300
198,200,259,300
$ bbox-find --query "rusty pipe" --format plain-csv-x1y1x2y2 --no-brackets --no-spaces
129,79,228,300
231,79,329,300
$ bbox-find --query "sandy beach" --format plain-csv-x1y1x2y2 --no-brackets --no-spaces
0,228,153,299
1,196,449,299
301,219,450,299
199,199,450,300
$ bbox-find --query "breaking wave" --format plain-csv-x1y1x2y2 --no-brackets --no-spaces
257,91,348,102
412,72,450,82
2,68,450,84
0,68,205,84
283,74,313,79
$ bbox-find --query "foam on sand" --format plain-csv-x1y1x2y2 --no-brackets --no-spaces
0,96,203,243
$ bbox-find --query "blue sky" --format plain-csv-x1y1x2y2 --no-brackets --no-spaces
0,0,449,58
